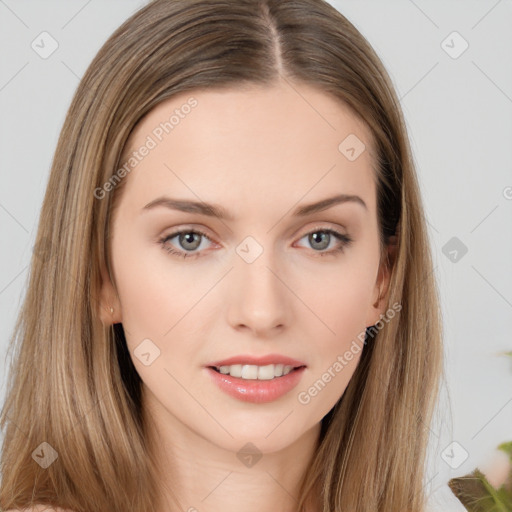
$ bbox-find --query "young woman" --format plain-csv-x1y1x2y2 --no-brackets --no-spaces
0,0,444,511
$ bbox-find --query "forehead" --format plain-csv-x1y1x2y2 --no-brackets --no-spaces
118,82,377,218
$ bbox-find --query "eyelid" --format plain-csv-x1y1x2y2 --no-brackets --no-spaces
159,226,218,249
293,224,352,249
296,222,348,237
159,224,216,242
159,221,348,244
158,222,352,259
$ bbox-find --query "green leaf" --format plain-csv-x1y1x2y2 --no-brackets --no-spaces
448,352,512,510
480,469,512,511
497,441,512,495
448,468,512,512
498,441,512,461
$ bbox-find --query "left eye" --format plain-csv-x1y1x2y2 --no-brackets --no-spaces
159,229,214,258
296,228,353,256
158,227,353,259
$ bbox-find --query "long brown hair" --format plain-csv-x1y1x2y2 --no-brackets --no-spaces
0,1,443,511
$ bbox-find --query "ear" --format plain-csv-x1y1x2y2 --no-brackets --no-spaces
366,235,398,327
97,261,122,326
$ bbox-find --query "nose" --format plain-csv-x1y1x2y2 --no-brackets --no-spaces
226,244,290,336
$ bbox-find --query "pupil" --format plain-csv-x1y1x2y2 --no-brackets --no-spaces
181,232,200,250
311,231,329,250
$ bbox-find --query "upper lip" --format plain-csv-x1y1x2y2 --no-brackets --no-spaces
206,354,306,369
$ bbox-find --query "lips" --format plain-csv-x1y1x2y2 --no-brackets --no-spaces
205,365,307,403
206,353,306,369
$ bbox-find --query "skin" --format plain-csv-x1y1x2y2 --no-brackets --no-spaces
99,80,393,512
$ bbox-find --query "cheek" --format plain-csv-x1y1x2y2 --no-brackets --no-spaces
307,274,370,325
293,246,378,391
296,252,378,340
111,232,222,377
302,274,372,384
111,240,206,398
293,267,374,417
111,237,186,344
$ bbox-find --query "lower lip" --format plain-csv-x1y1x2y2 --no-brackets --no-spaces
205,366,306,403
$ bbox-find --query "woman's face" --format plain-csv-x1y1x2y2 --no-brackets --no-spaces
100,82,391,454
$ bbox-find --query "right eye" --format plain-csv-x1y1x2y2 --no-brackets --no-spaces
158,228,215,259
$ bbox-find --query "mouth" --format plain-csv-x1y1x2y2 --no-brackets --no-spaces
207,363,306,380
205,364,307,403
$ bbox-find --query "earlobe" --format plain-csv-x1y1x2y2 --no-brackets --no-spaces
97,262,122,326
366,271,389,327
367,236,398,326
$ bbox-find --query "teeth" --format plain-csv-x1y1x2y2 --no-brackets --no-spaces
217,364,296,380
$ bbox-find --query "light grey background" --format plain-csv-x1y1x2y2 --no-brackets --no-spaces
1,1,511,510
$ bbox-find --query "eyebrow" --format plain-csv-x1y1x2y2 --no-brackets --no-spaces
142,193,367,220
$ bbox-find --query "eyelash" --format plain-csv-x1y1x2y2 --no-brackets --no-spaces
158,226,353,260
